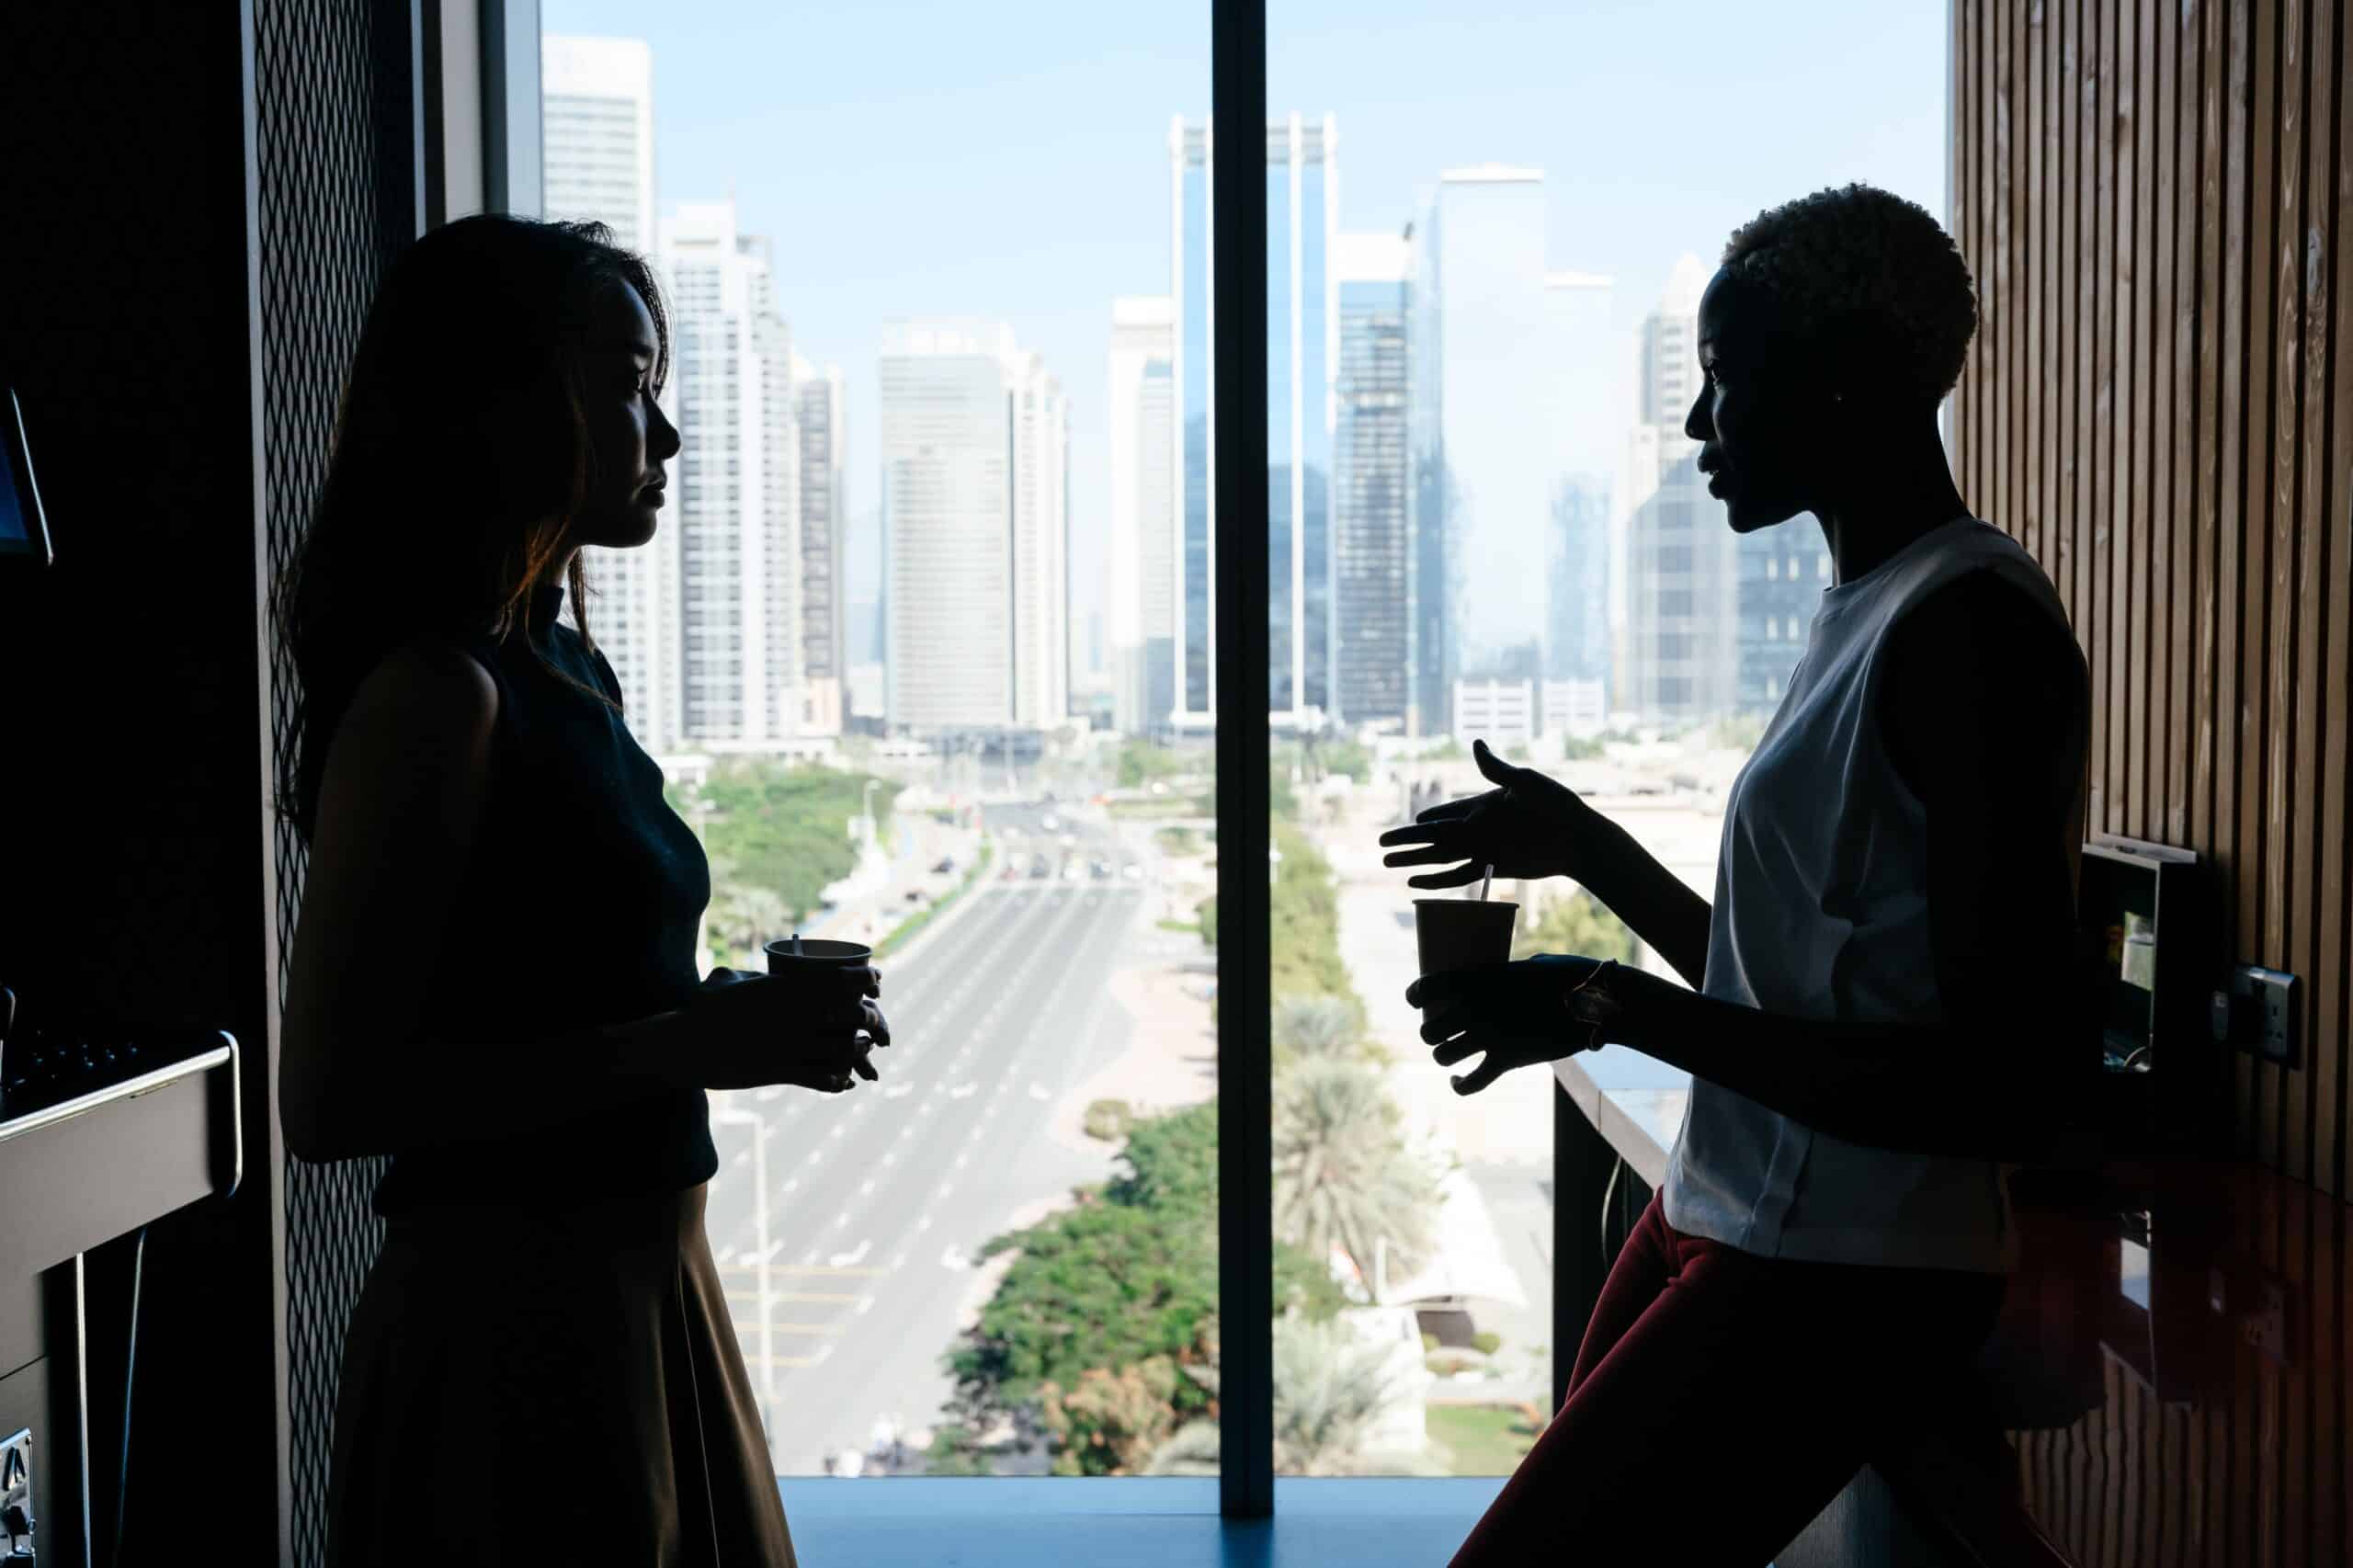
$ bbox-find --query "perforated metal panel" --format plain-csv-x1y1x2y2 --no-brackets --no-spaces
252,3,412,1562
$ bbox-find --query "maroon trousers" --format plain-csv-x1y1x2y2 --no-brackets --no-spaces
1449,1193,2005,1566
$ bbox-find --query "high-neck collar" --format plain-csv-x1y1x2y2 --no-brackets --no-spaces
526,577,566,634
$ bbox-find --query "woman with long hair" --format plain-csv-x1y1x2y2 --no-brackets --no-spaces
276,214,883,1565
1382,185,2091,1562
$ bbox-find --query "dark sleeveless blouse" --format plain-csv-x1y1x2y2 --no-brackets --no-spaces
369,578,719,1217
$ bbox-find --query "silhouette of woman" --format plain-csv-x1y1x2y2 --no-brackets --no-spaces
275,215,885,1566
1381,185,2089,1564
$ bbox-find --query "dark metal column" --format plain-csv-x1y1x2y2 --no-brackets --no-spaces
1211,0,1271,1523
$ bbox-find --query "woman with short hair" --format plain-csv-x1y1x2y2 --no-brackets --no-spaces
1384,184,2090,1563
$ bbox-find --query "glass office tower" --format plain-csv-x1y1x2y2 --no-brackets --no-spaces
1170,113,1338,729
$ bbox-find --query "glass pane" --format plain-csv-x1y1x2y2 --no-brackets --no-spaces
542,3,1211,1481
1268,0,1946,1475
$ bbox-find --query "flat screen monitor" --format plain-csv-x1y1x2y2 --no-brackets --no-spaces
1,385,53,567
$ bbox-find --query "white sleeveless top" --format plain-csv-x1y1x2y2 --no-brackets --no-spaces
1659,517,2078,1273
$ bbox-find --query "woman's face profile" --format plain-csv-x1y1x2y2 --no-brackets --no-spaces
1686,268,1829,535
571,281,680,551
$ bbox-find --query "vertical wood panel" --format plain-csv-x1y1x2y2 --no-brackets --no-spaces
1962,2,2353,1552
1956,0,2352,1194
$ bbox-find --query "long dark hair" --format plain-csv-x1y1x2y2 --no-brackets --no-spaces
274,215,671,846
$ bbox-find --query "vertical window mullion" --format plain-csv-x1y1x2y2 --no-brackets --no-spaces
1211,0,1272,1523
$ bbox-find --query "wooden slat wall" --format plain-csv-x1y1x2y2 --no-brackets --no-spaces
1954,0,2351,1200
1959,4,2352,1562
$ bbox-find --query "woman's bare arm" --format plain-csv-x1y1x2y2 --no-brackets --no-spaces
277,642,683,1164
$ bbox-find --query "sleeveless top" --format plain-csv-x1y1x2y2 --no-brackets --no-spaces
370,578,719,1218
1659,517,2083,1273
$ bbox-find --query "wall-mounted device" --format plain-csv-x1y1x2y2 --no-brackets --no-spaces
2080,835,2221,1155
0,381,52,570
2211,963,2300,1067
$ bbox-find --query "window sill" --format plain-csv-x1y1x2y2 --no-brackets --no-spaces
774,1477,1507,1566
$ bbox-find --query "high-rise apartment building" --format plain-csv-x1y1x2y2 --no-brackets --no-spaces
542,36,654,250
660,199,801,748
793,355,846,735
1333,232,1411,730
1108,296,1176,735
1169,113,1337,730
543,35,679,753
879,320,1068,733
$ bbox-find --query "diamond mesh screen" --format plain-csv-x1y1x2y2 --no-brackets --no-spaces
252,3,407,1562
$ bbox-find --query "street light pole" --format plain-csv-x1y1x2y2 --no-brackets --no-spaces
710,1100,777,1427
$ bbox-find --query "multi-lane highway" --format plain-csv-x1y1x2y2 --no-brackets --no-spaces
700,801,1153,1475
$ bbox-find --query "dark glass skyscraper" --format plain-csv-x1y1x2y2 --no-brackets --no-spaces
1334,236,1412,727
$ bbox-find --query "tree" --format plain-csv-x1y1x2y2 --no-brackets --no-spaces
1270,818,1360,1026
1270,1316,1402,1475
1271,994,1358,1064
1272,1058,1438,1288
676,759,898,924
701,858,790,969
1512,888,1639,965
932,1101,1345,1476
1148,1316,1427,1477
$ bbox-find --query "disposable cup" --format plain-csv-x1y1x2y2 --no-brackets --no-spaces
763,937,876,1028
1413,898,1518,1017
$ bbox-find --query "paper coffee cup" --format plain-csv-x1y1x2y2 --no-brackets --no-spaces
762,937,873,973
1413,898,1519,1016
764,937,876,1028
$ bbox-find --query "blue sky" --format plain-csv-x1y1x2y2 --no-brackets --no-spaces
544,0,1946,645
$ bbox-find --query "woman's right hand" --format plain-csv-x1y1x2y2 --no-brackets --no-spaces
1378,737,1600,889
665,965,890,1094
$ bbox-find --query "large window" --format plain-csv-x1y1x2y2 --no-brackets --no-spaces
540,0,1942,1504
1264,0,1944,1481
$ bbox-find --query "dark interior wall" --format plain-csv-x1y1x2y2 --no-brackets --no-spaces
0,3,285,1560
1955,5,2349,1560
1952,0,2351,1199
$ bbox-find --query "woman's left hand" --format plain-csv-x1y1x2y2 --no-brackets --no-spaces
1408,955,1698,1094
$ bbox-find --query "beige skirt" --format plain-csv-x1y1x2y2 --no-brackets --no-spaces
325,1181,796,1567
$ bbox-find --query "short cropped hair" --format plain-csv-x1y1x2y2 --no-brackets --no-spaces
1720,183,1977,404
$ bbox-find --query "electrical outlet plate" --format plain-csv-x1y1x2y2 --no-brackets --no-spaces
2220,964,2301,1066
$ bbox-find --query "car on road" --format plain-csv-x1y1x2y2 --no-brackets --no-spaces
930,857,956,875
1040,812,1060,832
1121,862,1142,881
1061,863,1082,881
1029,855,1051,878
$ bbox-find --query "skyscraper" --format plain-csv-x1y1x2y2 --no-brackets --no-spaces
1415,168,1554,688
1108,296,1176,735
793,355,847,735
1333,232,1411,729
543,34,677,752
1545,269,1615,697
541,36,654,250
1169,113,1337,730
1622,255,1736,722
879,320,1067,733
661,199,801,748
1735,529,1832,714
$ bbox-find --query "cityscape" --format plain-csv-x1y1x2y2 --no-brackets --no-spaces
540,25,1851,1481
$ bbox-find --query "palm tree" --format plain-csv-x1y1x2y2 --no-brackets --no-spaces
1271,994,1358,1062
702,857,790,970
1144,1318,1408,1477
1272,1058,1438,1288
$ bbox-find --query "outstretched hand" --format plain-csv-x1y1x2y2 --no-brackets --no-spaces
1378,738,1594,890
